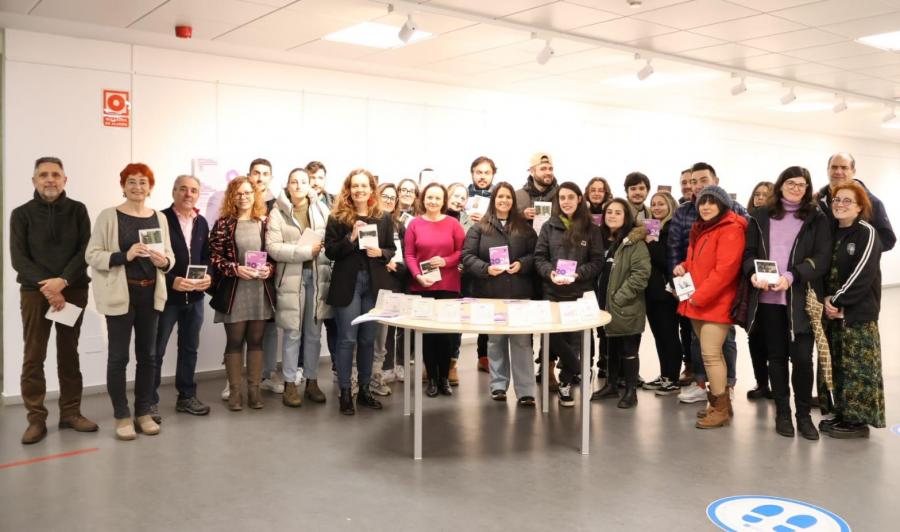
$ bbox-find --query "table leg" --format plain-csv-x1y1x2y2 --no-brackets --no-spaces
414,330,423,460
581,328,591,455
542,333,550,414
404,327,411,416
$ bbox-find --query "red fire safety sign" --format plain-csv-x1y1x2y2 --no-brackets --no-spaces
103,90,130,127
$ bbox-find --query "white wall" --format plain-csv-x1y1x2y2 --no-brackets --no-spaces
4,29,899,400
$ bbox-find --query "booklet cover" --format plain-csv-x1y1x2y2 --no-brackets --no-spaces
411,297,434,319
399,212,413,227
673,272,695,301
436,300,462,323
534,201,552,217
507,302,533,327
358,224,378,250
555,259,578,282
138,228,164,254
591,214,604,226
420,261,442,283
643,219,661,241
489,245,510,270
754,259,780,285
468,302,495,324
466,196,488,216
245,251,268,270
657,185,672,193
186,265,207,280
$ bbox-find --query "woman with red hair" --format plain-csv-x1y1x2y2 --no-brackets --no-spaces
86,163,175,441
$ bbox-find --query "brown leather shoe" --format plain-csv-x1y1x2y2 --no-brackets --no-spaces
22,423,47,444
282,382,302,407
59,415,99,432
304,379,326,403
448,358,460,386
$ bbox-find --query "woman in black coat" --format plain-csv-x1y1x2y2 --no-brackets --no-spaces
534,182,604,407
462,182,538,404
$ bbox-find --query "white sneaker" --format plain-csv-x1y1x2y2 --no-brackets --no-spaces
221,382,230,401
260,375,285,394
395,366,405,382
382,369,396,384
369,381,393,396
678,382,707,404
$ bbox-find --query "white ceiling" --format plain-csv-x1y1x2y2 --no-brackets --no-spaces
2,0,900,140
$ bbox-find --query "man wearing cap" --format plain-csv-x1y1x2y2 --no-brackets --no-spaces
11,156,98,444
667,162,747,405
516,152,558,222
816,152,895,251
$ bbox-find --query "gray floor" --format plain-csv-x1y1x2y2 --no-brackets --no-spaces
1,290,898,531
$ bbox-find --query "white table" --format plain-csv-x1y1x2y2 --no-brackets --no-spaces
375,299,611,460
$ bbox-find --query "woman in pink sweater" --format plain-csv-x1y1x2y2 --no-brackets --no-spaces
404,182,466,397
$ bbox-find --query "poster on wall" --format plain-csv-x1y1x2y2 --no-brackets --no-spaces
193,158,241,226
102,89,130,127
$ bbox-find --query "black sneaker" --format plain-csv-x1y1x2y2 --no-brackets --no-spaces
746,386,772,400
149,403,162,424
654,379,681,396
818,417,841,434
357,389,383,410
642,376,664,391
491,389,507,401
558,383,574,407
175,397,211,416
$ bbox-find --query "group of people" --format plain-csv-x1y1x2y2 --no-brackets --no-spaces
12,151,891,444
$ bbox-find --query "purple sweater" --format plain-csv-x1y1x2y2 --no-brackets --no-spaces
760,199,803,305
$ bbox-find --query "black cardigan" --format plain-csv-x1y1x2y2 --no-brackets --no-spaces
645,221,673,302
461,217,537,300
324,212,397,307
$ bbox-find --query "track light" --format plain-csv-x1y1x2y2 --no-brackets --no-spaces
730,77,747,96
636,59,653,81
398,14,417,43
536,40,554,65
833,96,848,114
780,87,796,105
627,0,643,7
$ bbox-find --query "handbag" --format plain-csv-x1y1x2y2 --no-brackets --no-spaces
730,274,752,330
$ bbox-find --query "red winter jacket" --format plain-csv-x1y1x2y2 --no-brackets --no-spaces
677,210,747,324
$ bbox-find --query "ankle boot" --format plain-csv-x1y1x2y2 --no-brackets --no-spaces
697,391,714,419
617,357,639,409
426,379,439,397
246,349,264,409
775,414,795,437
339,388,355,415
548,360,559,392
357,387,383,409
617,386,637,408
304,379,326,403
696,392,730,429
448,358,460,386
439,378,453,396
224,352,244,411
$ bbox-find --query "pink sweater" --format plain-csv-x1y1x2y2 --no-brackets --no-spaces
404,215,465,293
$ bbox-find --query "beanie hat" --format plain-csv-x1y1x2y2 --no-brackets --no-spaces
697,185,731,207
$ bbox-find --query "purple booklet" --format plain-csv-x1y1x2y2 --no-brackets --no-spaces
245,251,268,270
591,214,603,226
489,245,510,270
555,259,577,282
643,219,661,240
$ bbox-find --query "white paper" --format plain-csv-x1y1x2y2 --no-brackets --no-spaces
558,301,583,323
435,301,462,323
398,294,418,316
358,224,379,250
754,260,780,285
298,228,324,248
466,196,489,216
577,294,601,318
530,300,553,324
350,309,399,326
384,292,405,314
507,302,533,327
392,238,404,263
138,228,165,254
44,303,83,327
673,273,696,301
411,298,435,319
468,302,495,324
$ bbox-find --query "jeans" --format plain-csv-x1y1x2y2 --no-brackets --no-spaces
153,299,203,403
282,268,323,382
691,325,737,387
106,285,158,419
487,334,535,398
262,320,278,378
20,287,89,424
333,270,376,389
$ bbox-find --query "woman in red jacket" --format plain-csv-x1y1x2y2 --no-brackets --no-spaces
673,185,747,429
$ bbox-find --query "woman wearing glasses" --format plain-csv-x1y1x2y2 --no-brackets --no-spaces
396,178,420,219
743,167,831,440
744,181,776,401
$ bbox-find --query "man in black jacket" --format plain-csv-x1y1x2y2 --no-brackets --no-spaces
516,152,558,223
152,175,212,420
817,152,895,251
10,156,98,444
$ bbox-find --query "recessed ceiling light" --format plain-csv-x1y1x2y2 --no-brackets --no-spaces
323,21,431,48
857,30,900,51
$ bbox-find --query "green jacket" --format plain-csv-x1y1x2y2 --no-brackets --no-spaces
604,225,651,337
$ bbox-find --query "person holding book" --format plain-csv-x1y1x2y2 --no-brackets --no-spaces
396,178,420,218
639,191,683,396
743,167,831,440
267,168,332,407
85,163,175,440
151,175,212,421
461,182,538,404
672,185,746,429
209,177,275,412
12,156,98,444
820,181,886,439
467,156,496,224
404,182,466,398
587,198,650,409
324,169,397,415
534,182,604,407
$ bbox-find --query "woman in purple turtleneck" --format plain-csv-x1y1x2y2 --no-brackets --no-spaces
742,166,832,441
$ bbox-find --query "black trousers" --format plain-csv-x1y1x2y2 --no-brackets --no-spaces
421,291,458,380
756,303,814,418
106,285,158,420
748,325,770,389
678,315,693,371
646,297,682,381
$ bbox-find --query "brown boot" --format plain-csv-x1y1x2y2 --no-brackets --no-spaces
548,360,560,392
696,392,714,419
283,382,302,407
304,379,326,403
224,352,244,411
59,415,99,432
696,393,730,429
246,349,264,409
21,422,47,444
448,358,460,386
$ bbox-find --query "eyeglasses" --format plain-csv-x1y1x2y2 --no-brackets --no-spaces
399,188,416,194
753,192,769,199
783,180,808,191
234,191,254,198
833,197,856,206
381,194,397,202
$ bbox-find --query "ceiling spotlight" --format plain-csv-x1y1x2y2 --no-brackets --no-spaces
536,40,554,65
730,77,747,96
637,59,653,81
833,96,848,114
882,106,896,123
780,87,796,105
398,14,417,43
627,0,643,7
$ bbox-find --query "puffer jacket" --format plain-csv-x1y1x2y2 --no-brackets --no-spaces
534,216,604,301
677,210,747,324
266,191,333,331
461,217,537,300
603,225,651,337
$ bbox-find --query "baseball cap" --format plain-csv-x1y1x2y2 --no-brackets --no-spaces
529,152,553,168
